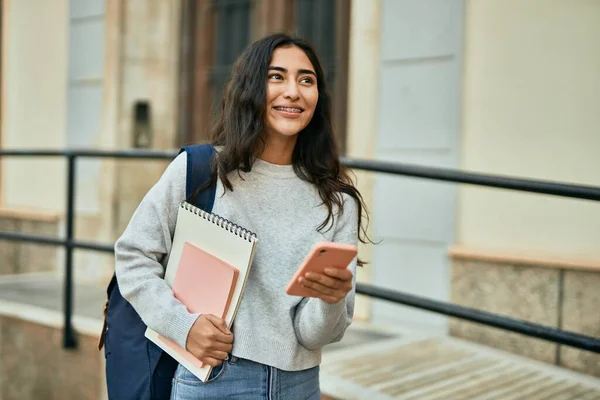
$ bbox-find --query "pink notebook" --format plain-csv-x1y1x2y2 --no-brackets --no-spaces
158,241,239,368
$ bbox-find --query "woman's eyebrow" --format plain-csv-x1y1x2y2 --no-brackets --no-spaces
268,66,317,76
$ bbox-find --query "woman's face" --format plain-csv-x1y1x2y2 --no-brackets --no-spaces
264,45,319,140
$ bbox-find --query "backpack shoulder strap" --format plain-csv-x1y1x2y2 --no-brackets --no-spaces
179,144,217,211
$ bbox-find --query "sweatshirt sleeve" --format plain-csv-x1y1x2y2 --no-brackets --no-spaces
293,194,359,350
114,152,199,349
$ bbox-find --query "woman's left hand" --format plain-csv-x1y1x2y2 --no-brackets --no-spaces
298,268,353,304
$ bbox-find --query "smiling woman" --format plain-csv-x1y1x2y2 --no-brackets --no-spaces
112,33,372,400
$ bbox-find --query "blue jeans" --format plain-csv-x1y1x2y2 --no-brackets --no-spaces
171,356,320,399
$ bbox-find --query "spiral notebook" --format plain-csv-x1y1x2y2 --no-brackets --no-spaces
145,201,258,382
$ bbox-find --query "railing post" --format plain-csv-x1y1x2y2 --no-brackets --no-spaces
64,154,77,348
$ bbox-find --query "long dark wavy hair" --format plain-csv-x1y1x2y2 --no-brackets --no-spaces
198,33,371,264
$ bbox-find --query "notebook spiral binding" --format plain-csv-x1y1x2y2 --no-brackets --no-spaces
180,201,257,242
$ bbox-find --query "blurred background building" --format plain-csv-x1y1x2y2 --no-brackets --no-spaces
0,0,598,398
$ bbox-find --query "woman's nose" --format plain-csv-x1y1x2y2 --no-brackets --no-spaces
283,81,300,100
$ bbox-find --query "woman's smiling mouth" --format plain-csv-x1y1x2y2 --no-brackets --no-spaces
273,106,304,118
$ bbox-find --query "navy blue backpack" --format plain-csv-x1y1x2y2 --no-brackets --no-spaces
100,144,216,400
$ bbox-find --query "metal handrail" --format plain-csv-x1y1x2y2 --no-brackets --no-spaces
342,158,600,202
3,149,600,201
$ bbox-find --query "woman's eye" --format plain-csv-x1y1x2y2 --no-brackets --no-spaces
300,77,314,84
269,73,283,80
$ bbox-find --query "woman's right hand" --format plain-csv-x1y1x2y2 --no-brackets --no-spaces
186,314,234,367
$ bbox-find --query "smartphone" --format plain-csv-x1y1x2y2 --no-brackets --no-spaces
286,242,358,297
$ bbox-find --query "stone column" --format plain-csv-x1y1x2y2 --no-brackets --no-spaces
345,0,382,321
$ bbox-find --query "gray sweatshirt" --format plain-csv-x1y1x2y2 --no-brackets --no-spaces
114,152,358,371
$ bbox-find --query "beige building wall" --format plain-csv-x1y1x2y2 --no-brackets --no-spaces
0,0,183,282
1,0,69,212
0,0,68,278
453,0,600,377
458,0,600,259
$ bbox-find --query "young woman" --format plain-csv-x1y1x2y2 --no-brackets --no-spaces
115,33,370,399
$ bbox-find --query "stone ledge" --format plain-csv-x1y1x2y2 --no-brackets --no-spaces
0,206,61,223
449,244,600,271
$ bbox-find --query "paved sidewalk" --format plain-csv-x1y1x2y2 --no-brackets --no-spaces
320,331,600,399
0,272,107,320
